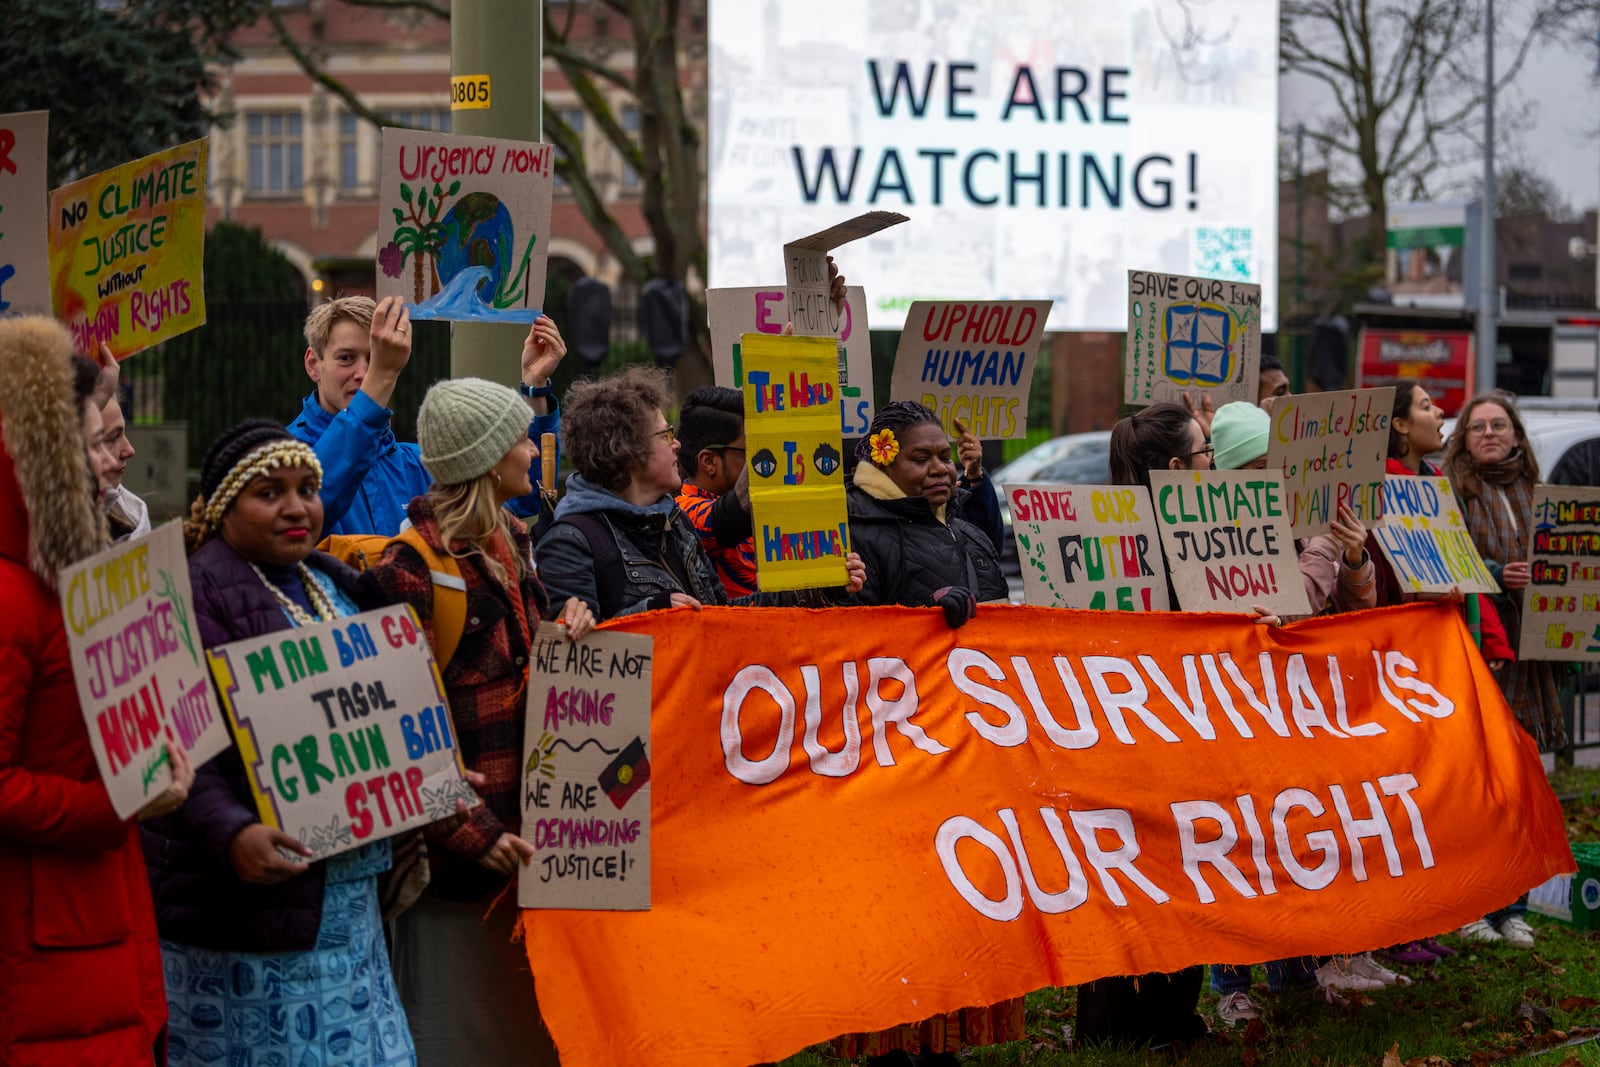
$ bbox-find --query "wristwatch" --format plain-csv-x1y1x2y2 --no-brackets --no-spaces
519,381,554,399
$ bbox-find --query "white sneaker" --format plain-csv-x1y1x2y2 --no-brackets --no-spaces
1217,990,1260,1027
1348,952,1412,987
1458,918,1504,943
1495,916,1536,947
1316,957,1386,994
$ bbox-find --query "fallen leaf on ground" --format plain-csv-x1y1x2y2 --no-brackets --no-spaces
1557,996,1598,1012
1382,1042,1402,1067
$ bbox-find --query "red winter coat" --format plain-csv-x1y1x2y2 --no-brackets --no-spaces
0,318,166,1065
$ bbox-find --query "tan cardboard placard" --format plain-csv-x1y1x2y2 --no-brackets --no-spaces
377,128,553,323
1147,468,1311,616
707,284,874,437
1372,474,1498,595
1002,482,1168,611
1520,485,1600,661
1124,269,1262,408
0,111,49,316
891,299,1051,440
59,523,230,818
784,210,907,336
207,604,476,859
1266,387,1394,537
520,623,653,910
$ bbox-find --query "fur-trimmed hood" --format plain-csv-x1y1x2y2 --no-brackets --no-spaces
0,317,108,585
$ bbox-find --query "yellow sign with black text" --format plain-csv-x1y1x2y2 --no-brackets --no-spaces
450,74,491,110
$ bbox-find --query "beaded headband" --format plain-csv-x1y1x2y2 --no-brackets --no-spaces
202,440,324,527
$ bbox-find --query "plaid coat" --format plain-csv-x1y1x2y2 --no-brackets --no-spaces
356,498,553,900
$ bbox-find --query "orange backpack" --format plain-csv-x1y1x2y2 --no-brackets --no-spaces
319,528,468,670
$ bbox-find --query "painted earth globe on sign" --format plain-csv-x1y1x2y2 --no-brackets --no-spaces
438,191,516,292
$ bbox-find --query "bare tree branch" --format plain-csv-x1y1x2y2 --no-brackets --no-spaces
338,0,450,20
265,7,408,128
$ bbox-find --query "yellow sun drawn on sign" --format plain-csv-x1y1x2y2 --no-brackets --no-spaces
525,731,557,779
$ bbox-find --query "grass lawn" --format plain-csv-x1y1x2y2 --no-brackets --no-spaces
780,767,1600,1067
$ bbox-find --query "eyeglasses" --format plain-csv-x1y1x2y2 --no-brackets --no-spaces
705,444,745,454
1466,419,1513,437
1188,445,1215,459
652,426,677,444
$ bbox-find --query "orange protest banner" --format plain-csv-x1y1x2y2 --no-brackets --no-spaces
522,603,1569,1066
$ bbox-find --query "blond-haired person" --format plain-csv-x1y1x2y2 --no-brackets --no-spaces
288,295,567,535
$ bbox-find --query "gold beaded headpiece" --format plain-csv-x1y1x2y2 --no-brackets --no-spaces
202,440,324,527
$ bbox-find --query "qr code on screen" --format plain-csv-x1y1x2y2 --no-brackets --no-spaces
1191,226,1255,282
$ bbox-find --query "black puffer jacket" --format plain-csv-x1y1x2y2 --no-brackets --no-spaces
844,469,1007,608
142,540,362,952
539,474,839,620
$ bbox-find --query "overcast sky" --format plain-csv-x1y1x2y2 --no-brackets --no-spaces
1280,20,1600,217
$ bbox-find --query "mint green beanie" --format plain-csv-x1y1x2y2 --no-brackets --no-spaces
1211,401,1270,470
417,377,530,485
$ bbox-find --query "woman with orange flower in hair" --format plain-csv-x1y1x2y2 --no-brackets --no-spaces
842,401,1008,623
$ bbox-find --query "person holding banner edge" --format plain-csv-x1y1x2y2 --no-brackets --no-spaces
840,401,1007,626
831,400,1017,1066
0,317,194,1065
147,418,476,1067
357,377,595,1066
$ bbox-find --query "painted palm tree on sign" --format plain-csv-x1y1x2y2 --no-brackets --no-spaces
387,179,459,301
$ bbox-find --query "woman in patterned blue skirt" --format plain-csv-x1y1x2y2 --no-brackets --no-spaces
142,420,460,1066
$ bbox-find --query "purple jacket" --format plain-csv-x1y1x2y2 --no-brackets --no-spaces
141,538,362,952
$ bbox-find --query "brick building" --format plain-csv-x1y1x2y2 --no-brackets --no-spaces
206,0,707,317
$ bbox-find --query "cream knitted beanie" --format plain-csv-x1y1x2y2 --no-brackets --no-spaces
417,377,530,485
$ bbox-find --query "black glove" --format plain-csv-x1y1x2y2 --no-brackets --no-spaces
932,585,977,629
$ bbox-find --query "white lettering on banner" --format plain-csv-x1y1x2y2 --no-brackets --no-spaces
719,650,1456,785
931,772,1435,922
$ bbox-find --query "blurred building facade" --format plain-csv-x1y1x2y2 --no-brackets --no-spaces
204,0,708,331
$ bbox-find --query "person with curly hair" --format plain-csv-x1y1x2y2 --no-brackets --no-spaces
537,365,863,620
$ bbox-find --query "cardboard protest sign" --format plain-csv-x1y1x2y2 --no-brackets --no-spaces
377,129,554,323
891,300,1051,440
1147,468,1311,616
1373,475,1497,595
783,210,907,336
48,138,208,359
1266,387,1394,537
707,285,874,437
207,604,477,858
740,332,850,591
1003,482,1168,611
1521,486,1600,661
0,111,49,316
525,603,1569,1067
520,623,654,910
1124,269,1262,408
59,523,229,818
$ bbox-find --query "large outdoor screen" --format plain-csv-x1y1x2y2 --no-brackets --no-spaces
708,1,1281,332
